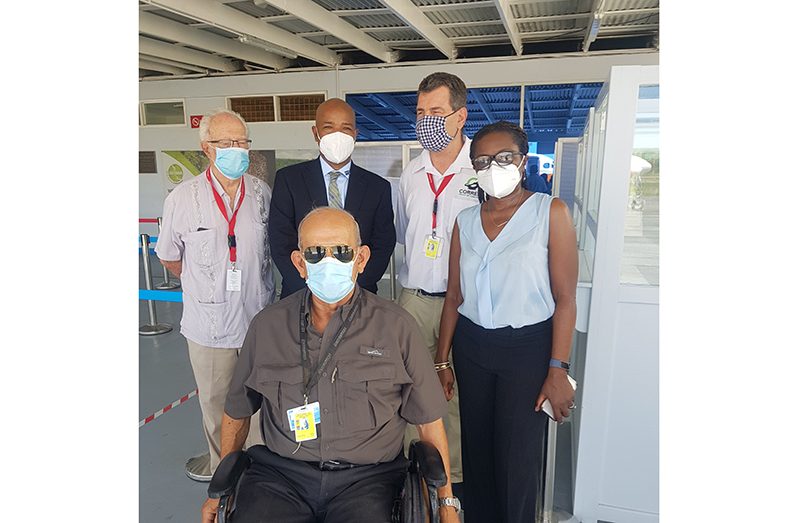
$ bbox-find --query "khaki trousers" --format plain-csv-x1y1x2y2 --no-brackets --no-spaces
398,289,463,483
187,339,264,473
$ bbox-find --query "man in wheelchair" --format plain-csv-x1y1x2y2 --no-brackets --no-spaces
201,207,460,523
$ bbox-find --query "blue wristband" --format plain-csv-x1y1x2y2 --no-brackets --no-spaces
549,358,570,370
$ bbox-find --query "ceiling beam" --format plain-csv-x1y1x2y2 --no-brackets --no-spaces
367,93,417,125
139,54,209,73
139,12,289,70
347,97,406,136
493,0,523,56
139,59,192,75
141,0,340,66
582,0,608,52
139,36,237,71
470,89,497,124
380,0,457,59
254,0,397,63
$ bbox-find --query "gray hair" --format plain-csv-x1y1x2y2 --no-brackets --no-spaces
198,108,248,141
297,207,362,249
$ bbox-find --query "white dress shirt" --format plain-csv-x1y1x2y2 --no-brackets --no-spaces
319,156,351,205
396,137,479,293
155,171,276,348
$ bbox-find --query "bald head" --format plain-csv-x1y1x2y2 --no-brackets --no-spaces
316,98,355,125
298,207,361,250
313,98,357,148
291,207,371,291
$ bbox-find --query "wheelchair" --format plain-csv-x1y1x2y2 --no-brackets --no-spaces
208,440,448,523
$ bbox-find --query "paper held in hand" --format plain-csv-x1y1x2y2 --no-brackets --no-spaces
542,375,577,420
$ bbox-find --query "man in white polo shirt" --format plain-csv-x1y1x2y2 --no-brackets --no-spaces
156,108,274,482
396,72,479,498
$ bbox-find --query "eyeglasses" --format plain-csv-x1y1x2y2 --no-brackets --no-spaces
472,151,524,171
207,139,253,150
302,245,356,264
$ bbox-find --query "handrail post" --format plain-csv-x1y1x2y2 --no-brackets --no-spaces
389,251,397,301
155,217,180,290
140,234,173,336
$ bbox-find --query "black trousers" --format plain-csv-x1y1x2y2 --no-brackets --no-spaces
232,445,408,523
452,314,552,523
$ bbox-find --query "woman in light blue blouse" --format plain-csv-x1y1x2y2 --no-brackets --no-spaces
435,121,578,522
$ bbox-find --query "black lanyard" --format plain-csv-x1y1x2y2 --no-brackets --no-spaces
298,289,363,402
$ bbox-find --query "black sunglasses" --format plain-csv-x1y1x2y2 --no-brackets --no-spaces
302,245,356,264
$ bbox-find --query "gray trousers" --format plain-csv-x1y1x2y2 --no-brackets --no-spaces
398,288,463,483
187,339,263,473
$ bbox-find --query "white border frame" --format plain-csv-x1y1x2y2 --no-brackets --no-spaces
140,98,187,127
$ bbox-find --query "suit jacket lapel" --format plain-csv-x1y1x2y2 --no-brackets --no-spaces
344,163,365,215
304,157,328,208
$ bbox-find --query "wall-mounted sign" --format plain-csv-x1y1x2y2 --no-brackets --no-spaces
190,115,203,129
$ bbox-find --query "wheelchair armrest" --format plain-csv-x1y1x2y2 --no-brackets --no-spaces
409,440,447,488
208,450,251,499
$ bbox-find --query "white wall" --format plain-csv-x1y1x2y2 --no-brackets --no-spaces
139,51,659,223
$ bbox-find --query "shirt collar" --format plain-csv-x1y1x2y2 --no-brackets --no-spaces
319,156,351,178
417,136,472,176
303,285,363,329
207,167,245,200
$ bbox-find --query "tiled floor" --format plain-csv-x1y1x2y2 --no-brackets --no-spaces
139,253,577,522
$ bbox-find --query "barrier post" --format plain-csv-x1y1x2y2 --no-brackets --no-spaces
154,217,180,290
140,234,173,336
389,252,397,301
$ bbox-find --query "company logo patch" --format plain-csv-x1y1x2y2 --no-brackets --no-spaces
458,177,479,199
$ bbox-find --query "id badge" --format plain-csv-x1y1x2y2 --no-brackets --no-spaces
423,235,443,259
287,402,321,431
226,268,242,292
289,405,318,442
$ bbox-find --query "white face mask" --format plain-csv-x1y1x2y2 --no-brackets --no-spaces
477,161,523,199
318,131,355,164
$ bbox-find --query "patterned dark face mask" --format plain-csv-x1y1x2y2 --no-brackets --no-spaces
415,111,457,151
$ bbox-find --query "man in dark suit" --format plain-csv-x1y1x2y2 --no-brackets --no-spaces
269,98,396,298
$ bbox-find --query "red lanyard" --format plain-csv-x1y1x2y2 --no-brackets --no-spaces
426,172,455,236
206,169,245,265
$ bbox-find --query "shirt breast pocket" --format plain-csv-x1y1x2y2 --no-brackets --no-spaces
183,228,220,268
256,365,305,432
335,359,398,431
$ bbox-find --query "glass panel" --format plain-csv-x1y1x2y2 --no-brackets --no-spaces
230,96,275,122
586,95,608,220
142,101,185,125
278,94,325,121
621,84,660,285
351,145,403,179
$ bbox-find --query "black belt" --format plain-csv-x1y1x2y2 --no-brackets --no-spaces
306,459,363,471
415,288,446,298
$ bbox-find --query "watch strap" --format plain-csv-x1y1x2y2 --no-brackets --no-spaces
549,358,570,370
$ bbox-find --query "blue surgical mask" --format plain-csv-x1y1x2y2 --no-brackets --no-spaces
305,256,356,304
415,111,456,152
213,147,250,180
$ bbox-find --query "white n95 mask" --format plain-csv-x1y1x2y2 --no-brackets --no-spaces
477,162,523,199
319,132,355,164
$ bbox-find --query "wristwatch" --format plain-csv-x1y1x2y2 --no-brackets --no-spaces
549,358,570,370
439,496,461,513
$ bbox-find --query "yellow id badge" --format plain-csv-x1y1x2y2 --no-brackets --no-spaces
293,409,317,442
423,235,443,259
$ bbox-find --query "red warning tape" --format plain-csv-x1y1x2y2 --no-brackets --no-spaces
139,218,159,224
139,388,198,428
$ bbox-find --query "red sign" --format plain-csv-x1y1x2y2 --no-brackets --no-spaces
190,115,203,128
